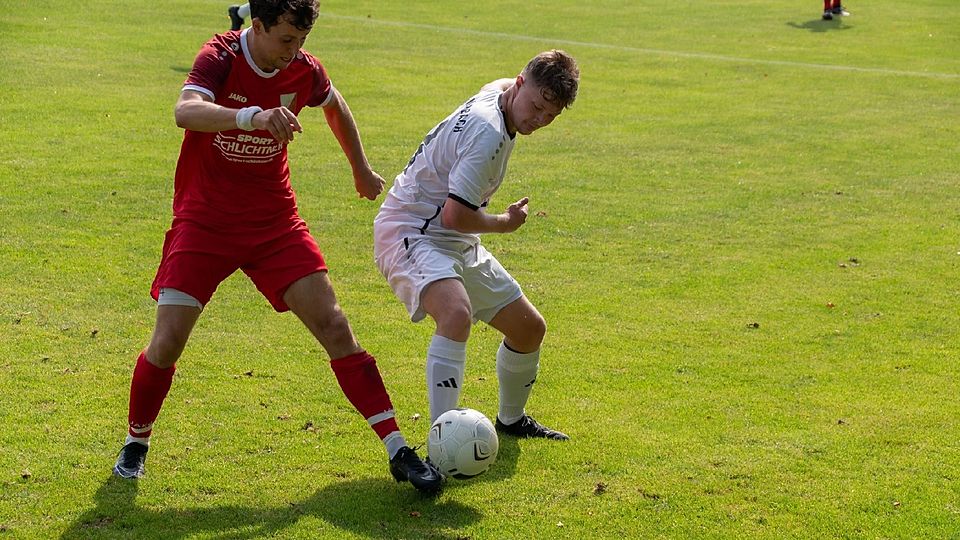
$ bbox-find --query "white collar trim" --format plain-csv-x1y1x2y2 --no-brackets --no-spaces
240,28,279,79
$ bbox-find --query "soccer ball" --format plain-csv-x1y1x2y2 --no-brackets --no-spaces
428,408,499,479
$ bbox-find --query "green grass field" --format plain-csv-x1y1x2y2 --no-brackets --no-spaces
2,0,959,538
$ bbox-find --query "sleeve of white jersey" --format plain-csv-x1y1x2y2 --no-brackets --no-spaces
447,125,501,210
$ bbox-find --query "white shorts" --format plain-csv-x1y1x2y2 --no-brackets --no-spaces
374,235,522,324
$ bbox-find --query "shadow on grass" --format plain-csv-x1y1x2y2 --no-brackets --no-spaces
786,18,853,32
60,474,484,539
59,433,532,538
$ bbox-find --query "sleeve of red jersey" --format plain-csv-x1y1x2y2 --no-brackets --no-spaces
305,53,334,108
182,36,234,101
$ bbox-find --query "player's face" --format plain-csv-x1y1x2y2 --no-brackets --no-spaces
511,77,564,135
251,16,310,71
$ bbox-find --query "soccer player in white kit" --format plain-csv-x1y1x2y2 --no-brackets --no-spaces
374,50,579,440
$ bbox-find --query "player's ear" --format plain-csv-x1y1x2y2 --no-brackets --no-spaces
516,74,525,87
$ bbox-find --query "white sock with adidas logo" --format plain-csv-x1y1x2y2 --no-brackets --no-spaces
496,341,540,425
426,334,466,422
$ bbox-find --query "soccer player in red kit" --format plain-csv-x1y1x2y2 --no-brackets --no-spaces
112,0,442,494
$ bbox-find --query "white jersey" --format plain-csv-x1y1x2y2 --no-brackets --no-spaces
375,88,516,245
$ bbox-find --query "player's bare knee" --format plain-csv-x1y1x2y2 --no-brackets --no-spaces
528,313,547,347
309,309,356,351
146,335,185,368
506,312,546,352
435,303,472,340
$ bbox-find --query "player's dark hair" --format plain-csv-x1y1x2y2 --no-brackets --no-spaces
250,0,319,31
523,50,580,109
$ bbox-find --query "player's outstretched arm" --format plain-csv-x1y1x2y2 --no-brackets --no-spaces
322,88,385,200
174,90,302,144
175,90,245,132
441,196,529,234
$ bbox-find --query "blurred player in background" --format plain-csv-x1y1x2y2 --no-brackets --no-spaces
228,3,250,30
822,1,850,20
113,0,441,495
374,50,580,441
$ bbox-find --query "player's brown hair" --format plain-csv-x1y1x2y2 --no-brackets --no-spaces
250,0,319,31
523,50,580,109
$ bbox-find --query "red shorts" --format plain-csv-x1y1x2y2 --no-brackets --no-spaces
150,218,327,312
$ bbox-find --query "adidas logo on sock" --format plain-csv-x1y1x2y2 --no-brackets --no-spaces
436,377,459,388
524,378,537,388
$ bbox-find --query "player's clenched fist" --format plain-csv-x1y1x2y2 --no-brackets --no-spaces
253,106,303,144
503,197,530,232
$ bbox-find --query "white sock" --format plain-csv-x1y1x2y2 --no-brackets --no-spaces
384,432,407,460
364,408,408,459
125,433,149,447
496,342,539,425
426,334,467,422
238,3,251,19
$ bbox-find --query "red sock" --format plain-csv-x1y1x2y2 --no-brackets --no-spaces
824,0,831,9
127,351,176,441
832,0,841,8
330,351,401,441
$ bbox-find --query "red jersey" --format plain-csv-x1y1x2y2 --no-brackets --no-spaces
173,29,333,233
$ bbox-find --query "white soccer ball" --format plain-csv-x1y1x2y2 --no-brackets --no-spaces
428,408,499,478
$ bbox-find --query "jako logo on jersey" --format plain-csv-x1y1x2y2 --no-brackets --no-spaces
228,93,248,103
